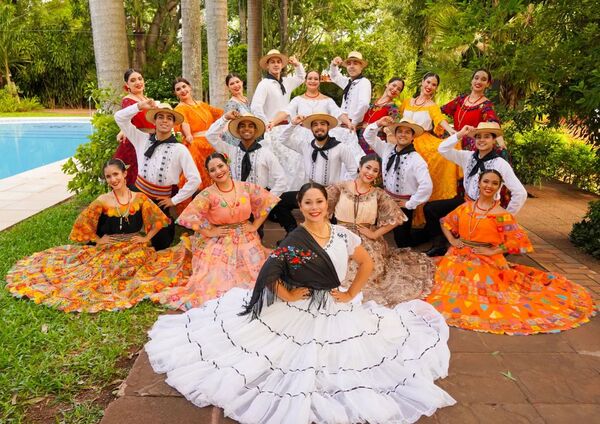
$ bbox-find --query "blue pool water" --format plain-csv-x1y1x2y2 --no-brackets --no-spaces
0,119,92,179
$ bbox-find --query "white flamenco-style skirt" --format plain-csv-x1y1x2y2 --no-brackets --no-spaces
145,288,455,424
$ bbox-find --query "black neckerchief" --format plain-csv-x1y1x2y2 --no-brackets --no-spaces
265,73,286,95
238,141,262,181
386,144,416,173
144,134,178,158
311,137,341,162
241,226,341,319
468,149,499,177
343,74,364,102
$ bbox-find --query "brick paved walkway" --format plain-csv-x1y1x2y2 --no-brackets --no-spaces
101,182,599,424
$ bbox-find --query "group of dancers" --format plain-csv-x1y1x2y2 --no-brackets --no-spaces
4,49,596,423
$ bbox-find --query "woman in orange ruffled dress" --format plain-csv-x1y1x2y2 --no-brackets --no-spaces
173,77,224,191
150,153,280,311
426,169,595,335
5,159,190,313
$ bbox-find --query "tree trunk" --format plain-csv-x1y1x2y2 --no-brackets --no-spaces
181,0,203,98
88,0,129,94
133,16,146,70
247,0,263,98
279,0,288,51
206,0,229,107
239,0,247,44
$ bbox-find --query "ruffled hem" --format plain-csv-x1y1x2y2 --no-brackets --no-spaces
146,288,455,423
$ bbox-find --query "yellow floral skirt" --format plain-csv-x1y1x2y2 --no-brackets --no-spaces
5,241,191,313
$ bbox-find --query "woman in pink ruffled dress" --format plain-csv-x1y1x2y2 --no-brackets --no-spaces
150,152,280,310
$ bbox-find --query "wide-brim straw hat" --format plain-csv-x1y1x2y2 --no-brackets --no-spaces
343,51,368,67
302,113,338,129
145,103,184,125
259,49,289,70
385,118,424,137
228,113,266,139
472,122,503,137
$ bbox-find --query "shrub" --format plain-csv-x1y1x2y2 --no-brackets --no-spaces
0,87,43,112
570,200,600,259
508,128,562,186
507,127,599,194
62,112,119,197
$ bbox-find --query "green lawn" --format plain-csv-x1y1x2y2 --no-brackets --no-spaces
0,196,164,423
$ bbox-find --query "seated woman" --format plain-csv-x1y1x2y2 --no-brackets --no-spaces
327,154,435,307
5,159,189,313
145,182,455,424
427,169,595,335
150,152,280,311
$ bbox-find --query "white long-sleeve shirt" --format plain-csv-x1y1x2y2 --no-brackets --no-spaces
251,64,306,122
328,64,371,125
205,117,288,196
363,123,433,210
114,103,201,205
438,133,527,214
279,123,358,186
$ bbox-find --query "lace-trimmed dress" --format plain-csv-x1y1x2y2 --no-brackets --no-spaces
5,194,190,312
145,225,455,424
327,183,435,306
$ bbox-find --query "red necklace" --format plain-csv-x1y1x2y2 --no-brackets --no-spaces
113,189,132,206
464,93,485,106
304,91,320,99
354,179,371,195
216,181,235,193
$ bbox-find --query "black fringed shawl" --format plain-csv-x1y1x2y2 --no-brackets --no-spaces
241,226,341,319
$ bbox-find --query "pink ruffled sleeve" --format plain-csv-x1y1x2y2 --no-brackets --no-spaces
176,190,212,231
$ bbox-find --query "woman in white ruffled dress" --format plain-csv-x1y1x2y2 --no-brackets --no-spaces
145,182,455,424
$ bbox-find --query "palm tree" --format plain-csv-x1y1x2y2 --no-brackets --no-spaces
88,0,129,94
206,0,229,107
181,0,203,98
246,0,263,97
0,4,32,99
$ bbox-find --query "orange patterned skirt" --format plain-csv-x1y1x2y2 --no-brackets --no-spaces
426,247,595,335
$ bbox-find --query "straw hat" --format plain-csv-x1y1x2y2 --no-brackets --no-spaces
302,113,338,129
228,113,266,139
343,51,368,67
472,122,503,137
145,103,184,125
259,49,289,70
384,118,424,137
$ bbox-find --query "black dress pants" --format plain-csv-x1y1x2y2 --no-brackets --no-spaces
269,191,299,233
423,196,465,245
393,208,414,248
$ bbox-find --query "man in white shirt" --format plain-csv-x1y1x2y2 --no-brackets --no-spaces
115,99,201,249
424,122,527,256
329,51,372,129
205,111,295,234
273,112,359,232
251,49,306,124
363,116,433,247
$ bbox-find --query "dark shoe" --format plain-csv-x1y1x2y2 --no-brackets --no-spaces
426,246,448,257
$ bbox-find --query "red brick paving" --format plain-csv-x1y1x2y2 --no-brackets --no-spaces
101,181,599,423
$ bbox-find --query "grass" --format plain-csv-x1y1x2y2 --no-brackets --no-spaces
0,195,164,423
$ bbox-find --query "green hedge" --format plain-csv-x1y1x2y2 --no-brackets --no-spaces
507,128,599,194
570,200,600,259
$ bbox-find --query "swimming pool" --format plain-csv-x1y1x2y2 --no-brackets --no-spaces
0,118,92,179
